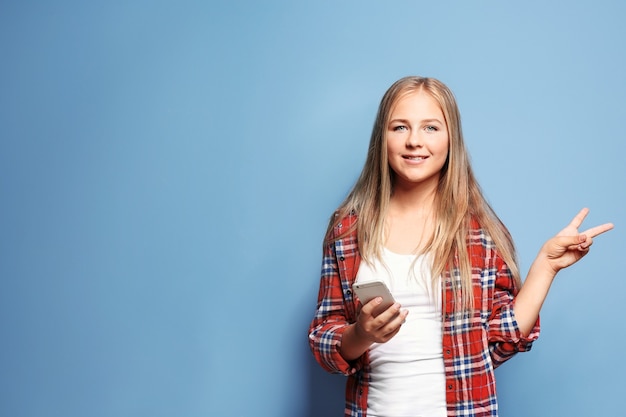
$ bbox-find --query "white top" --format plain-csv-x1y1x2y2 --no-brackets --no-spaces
355,248,446,417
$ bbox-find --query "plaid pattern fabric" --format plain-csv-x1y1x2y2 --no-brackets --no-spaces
308,213,540,417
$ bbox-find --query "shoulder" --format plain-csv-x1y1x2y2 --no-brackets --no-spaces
326,210,358,241
323,210,360,259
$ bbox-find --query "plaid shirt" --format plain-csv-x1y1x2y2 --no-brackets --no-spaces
308,213,540,417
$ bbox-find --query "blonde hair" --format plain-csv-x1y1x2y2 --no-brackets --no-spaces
326,76,520,310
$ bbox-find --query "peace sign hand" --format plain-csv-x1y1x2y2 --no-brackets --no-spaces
539,208,614,274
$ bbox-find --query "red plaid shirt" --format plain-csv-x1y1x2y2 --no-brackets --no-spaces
308,213,540,417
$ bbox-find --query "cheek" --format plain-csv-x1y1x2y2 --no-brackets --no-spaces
442,142,450,156
440,141,451,167
386,137,402,155
437,135,450,155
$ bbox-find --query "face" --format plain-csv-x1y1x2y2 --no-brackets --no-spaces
386,89,449,190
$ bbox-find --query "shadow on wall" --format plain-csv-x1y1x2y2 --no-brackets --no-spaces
306,352,345,417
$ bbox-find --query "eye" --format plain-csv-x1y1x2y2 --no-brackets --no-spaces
425,125,439,132
392,125,408,132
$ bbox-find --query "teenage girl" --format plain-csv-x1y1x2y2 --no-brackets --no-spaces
308,76,613,417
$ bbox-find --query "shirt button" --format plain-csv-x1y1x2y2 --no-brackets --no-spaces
339,256,345,261
448,384,453,390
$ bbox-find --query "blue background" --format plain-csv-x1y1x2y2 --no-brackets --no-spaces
1,1,624,416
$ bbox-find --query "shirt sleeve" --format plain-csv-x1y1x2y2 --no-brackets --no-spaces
308,238,360,376
486,257,541,368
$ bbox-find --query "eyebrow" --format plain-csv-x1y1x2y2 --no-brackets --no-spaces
389,118,444,124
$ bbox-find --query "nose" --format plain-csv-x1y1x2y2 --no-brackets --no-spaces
406,130,423,148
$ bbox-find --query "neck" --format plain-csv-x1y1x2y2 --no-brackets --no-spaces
385,179,438,255
389,179,438,215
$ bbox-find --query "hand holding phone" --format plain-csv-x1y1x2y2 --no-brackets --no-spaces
352,280,395,316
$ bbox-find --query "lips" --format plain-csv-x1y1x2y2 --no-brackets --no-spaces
402,155,427,161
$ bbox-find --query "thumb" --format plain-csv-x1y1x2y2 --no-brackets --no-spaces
549,234,586,250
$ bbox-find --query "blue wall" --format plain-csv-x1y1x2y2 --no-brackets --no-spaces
1,1,624,416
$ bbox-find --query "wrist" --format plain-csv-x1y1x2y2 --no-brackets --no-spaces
352,321,375,346
529,253,558,280
339,323,373,361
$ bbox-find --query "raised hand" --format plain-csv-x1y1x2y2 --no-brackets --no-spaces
539,208,613,274
514,208,613,335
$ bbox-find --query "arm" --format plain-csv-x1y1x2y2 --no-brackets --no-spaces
308,239,356,375
514,208,613,336
487,258,540,367
309,246,407,365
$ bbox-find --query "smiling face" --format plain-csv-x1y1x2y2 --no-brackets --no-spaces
386,89,449,191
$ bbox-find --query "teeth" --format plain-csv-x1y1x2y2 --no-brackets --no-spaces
407,156,424,161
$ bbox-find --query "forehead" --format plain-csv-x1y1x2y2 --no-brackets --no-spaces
390,89,444,120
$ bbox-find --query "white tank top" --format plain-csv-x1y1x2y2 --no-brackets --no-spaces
355,248,446,417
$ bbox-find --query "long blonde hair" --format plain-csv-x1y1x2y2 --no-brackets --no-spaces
326,76,520,310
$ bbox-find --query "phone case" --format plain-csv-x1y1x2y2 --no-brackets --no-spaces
352,280,395,315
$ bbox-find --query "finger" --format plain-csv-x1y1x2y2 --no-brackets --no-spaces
381,327,401,342
373,302,402,323
359,297,383,318
379,310,408,339
581,222,614,239
568,208,590,229
552,234,585,249
554,233,593,251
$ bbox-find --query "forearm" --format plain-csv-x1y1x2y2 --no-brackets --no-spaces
514,256,557,336
338,323,373,361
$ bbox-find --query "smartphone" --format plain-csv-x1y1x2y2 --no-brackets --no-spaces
352,280,396,316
